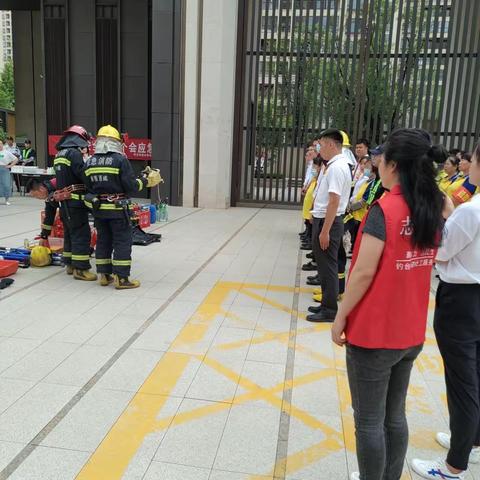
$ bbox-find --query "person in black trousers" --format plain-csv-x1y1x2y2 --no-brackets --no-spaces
412,141,480,479
306,129,352,322
53,125,96,280
83,125,161,289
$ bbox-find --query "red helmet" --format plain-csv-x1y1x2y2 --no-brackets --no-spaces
63,125,89,142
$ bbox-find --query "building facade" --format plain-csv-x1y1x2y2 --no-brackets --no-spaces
1,0,238,207
1,0,479,208
0,10,12,71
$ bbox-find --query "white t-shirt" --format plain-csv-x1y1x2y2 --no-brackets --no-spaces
303,160,313,188
311,153,352,218
0,150,16,166
436,194,480,284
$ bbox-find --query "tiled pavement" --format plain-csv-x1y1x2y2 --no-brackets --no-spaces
0,196,477,480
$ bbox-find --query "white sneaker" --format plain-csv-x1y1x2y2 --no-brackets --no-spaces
5,201,10,205
350,473,360,480
436,432,480,464
411,458,465,479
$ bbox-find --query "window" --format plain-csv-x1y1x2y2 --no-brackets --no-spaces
261,15,278,31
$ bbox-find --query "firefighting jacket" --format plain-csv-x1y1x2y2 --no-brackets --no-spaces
82,152,147,219
53,147,87,209
41,180,59,238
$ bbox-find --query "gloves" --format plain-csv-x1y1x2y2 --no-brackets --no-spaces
142,166,163,188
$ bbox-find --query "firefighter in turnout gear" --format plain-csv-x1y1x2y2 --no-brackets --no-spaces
26,178,59,245
83,125,162,289
53,126,96,280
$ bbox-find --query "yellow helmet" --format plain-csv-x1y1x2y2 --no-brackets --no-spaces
30,246,52,267
340,130,351,147
97,125,121,141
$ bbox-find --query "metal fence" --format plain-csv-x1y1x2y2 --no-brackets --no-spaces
231,0,480,206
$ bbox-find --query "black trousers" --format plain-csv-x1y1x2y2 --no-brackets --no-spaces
304,220,312,241
434,281,480,471
94,217,133,277
312,215,344,311
345,218,360,251
60,206,91,270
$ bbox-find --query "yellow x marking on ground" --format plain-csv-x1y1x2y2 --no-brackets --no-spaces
76,282,443,480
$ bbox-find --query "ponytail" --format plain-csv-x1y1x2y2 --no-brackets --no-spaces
384,129,446,249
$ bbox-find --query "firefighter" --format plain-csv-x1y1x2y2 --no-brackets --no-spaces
83,125,161,289
26,178,59,246
53,125,96,280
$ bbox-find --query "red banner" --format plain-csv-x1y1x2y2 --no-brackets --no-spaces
48,134,152,161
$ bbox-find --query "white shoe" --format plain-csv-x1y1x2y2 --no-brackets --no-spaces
436,432,480,464
5,201,10,205
350,473,360,480
411,458,465,479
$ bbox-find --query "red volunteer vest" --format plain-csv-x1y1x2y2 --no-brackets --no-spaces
345,185,437,349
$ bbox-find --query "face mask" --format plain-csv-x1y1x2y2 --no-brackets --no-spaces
363,169,371,177
315,144,321,153
311,169,318,178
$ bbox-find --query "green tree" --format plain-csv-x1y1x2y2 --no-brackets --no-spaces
255,0,444,150
0,61,15,110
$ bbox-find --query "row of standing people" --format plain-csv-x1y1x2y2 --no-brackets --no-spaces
27,125,161,289
300,128,480,479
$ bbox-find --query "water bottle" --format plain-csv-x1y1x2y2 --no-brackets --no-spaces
159,204,167,222
149,204,157,224
156,202,162,222
164,197,169,222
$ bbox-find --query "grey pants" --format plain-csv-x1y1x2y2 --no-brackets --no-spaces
347,344,423,480
312,215,344,311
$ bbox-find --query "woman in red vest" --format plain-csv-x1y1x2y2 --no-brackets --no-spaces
331,128,446,480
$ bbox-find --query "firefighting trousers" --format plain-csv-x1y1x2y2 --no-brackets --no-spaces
94,217,133,277
60,206,91,270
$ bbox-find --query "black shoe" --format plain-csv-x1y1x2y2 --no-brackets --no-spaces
306,308,336,323
307,274,319,281
306,277,322,286
308,305,323,314
302,262,317,271
300,244,312,251
306,252,314,259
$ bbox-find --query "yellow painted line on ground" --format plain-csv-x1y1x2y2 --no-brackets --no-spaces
152,366,339,432
333,346,356,453
76,353,190,479
260,437,344,480
202,356,342,439
220,311,335,368
76,283,443,480
240,287,306,316
76,282,233,480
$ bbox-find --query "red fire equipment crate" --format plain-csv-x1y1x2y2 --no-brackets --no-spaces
0,260,19,277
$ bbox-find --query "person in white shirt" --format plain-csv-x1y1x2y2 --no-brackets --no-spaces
307,129,352,322
412,141,480,480
5,136,21,159
302,141,319,194
0,140,18,205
